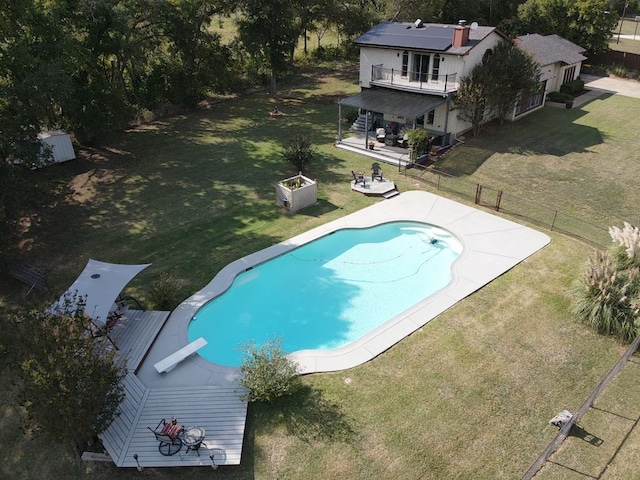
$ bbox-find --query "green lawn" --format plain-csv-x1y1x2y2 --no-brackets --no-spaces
609,19,640,54
435,95,640,231
2,65,640,479
614,17,640,37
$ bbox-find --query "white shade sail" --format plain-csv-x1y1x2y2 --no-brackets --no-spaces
51,259,151,327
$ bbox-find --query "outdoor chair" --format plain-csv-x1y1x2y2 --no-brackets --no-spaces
375,128,386,143
351,171,365,187
371,163,383,181
106,300,129,329
148,419,183,456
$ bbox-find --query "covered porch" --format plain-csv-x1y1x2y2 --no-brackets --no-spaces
337,88,452,157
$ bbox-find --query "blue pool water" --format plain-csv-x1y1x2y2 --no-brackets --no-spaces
188,221,462,366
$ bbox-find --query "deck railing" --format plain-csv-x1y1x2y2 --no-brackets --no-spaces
371,65,458,93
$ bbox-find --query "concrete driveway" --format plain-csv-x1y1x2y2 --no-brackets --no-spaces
582,73,640,99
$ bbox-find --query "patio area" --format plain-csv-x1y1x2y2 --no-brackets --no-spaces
337,134,413,168
96,309,248,468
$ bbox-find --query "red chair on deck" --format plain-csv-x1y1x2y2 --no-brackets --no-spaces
148,418,183,456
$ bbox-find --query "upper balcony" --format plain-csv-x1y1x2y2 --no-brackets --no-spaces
370,65,458,95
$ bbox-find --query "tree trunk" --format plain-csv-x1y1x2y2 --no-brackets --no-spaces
303,27,308,54
269,71,277,96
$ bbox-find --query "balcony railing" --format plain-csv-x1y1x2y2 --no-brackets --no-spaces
371,65,458,94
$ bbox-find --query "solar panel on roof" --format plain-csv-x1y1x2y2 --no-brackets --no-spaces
354,22,453,51
424,25,454,38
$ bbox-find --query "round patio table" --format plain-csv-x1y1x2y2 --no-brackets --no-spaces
180,426,206,455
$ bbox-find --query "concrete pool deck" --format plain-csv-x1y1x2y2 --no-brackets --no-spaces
137,190,550,385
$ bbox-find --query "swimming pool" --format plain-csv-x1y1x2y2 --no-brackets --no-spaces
187,221,462,366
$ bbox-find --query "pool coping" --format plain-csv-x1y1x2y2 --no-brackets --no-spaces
136,190,550,383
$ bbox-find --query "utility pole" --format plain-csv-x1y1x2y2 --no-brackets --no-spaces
617,2,629,44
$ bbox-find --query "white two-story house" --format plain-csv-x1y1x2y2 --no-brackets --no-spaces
338,20,510,150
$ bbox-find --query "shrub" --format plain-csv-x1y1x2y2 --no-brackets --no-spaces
547,91,574,104
610,222,640,263
407,129,431,161
609,64,628,78
560,78,585,95
149,272,184,310
342,107,359,125
238,337,300,402
571,223,640,342
283,133,316,173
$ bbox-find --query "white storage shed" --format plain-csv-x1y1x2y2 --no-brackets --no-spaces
38,130,76,163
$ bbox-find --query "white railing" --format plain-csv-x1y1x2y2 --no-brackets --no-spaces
371,65,458,93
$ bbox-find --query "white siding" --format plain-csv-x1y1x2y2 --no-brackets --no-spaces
356,31,514,138
38,130,76,163
359,47,395,87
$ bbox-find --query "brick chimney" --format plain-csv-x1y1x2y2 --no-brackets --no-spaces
452,21,470,47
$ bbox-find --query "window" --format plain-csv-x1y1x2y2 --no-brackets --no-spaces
411,54,430,82
514,81,545,117
401,51,409,77
431,54,440,81
426,110,435,124
562,66,576,85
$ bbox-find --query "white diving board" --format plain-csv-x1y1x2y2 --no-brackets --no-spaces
153,337,207,373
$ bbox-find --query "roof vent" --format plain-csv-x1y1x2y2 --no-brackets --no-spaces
414,19,424,28
458,19,467,27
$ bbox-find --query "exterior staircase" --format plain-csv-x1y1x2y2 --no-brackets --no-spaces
350,114,369,134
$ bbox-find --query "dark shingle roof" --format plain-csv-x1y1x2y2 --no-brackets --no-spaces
340,89,446,119
354,22,498,55
516,34,587,66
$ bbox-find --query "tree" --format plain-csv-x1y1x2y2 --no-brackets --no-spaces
385,0,445,23
151,0,233,106
0,0,235,156
483,41,540,124
236,0,299,95
14,297,126,450
517,0,618,55
333,0,381,45
283,133,317,172
238,337,300,402
0,162,55,250
454,40,540,135
454,66,492,137
479,0,527,26
0,0,72,160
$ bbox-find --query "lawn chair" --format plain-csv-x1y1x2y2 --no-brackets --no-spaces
371,163,383,182
351,171,365,187
148,419,183,456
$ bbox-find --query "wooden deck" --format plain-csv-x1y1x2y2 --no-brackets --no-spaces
109,309,171,371
97,310,249,468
